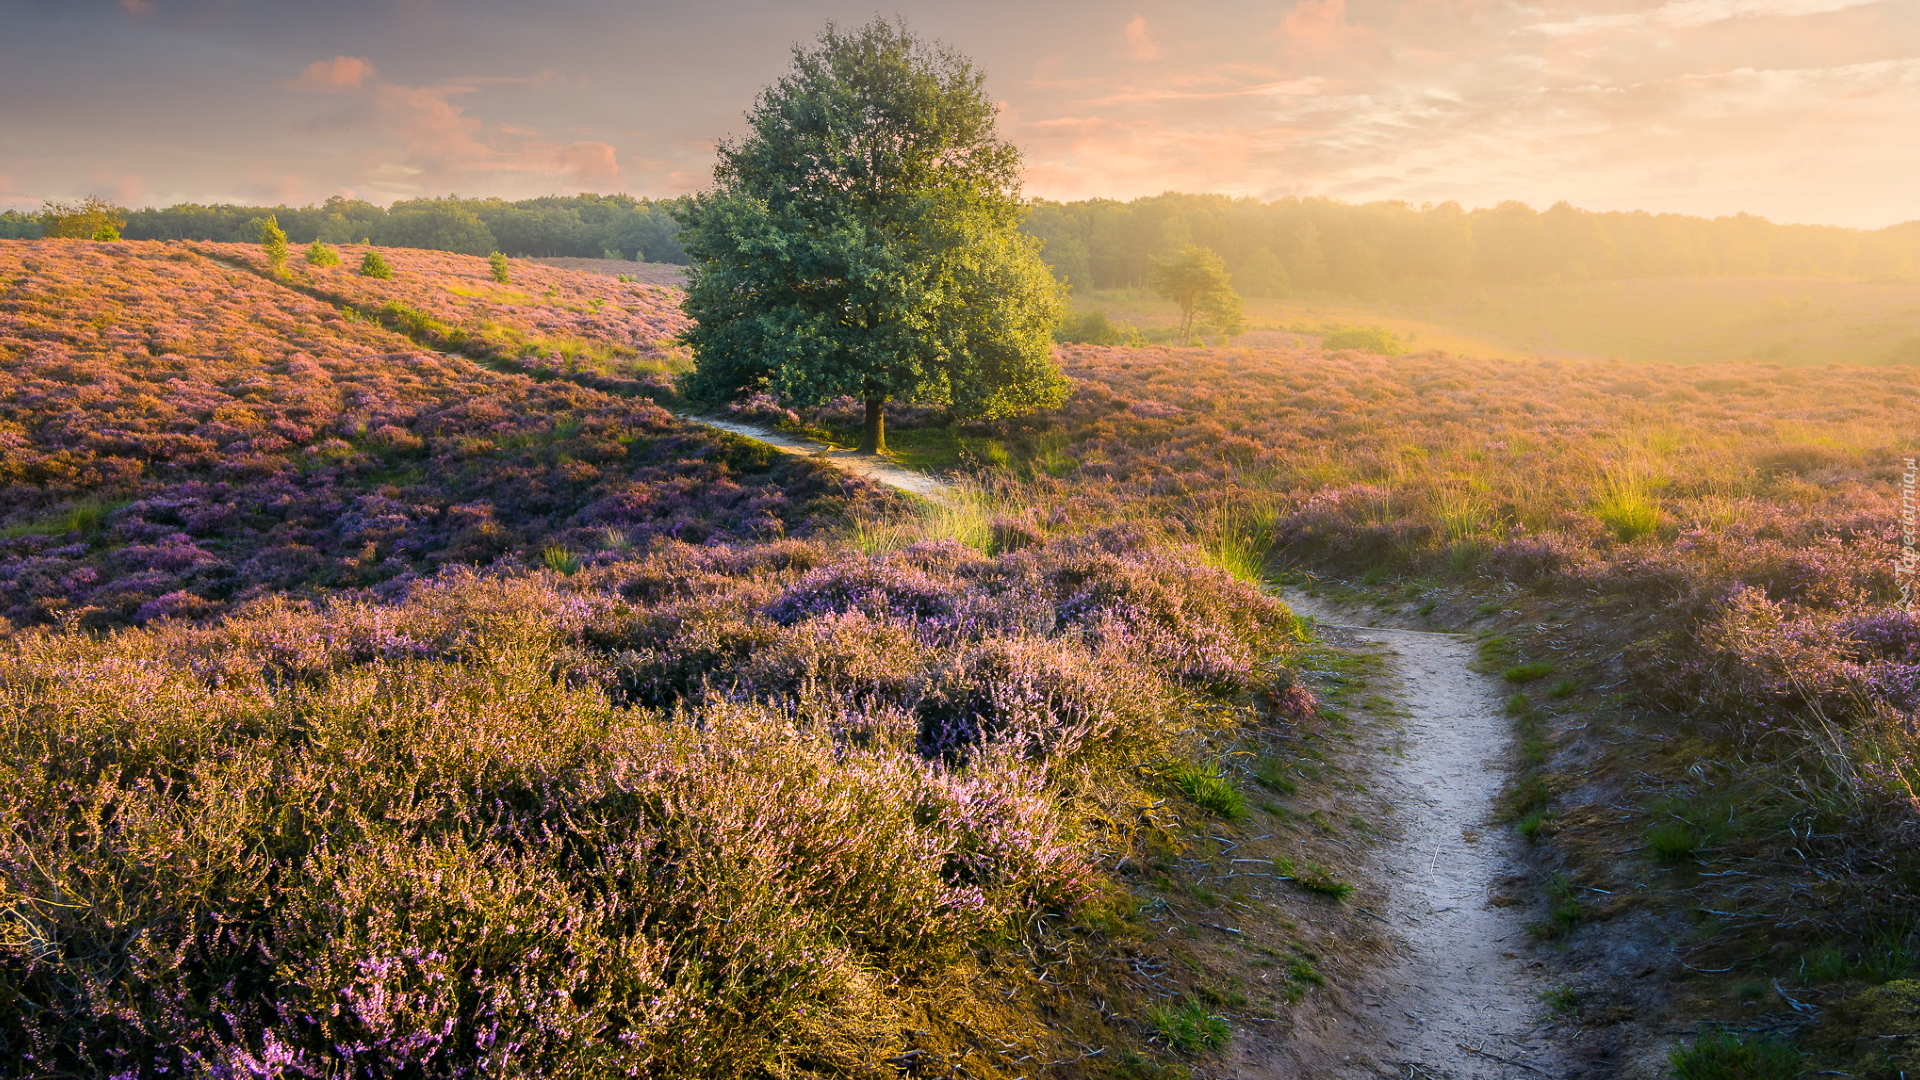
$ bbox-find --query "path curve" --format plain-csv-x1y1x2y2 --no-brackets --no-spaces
690,415,955,502
1283,592,1570,1079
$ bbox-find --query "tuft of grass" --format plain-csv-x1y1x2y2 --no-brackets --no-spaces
1668,1030,1803,1080
1251,755,1298,795
1274,855,1354,900
1593,471,1662,540
1647,822,1705,864
1169,762,1247,819
1527,873,1583,939
1543,985,1579,1015
1546,678,1579,698
1503,661,1557,683
541,546,582,575
1516,809,1555,840
1145,997,1231,1054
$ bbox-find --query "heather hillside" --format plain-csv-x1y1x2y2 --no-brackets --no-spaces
0,239,858,630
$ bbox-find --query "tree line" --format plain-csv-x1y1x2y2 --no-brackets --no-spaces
0,193,689,264
1025,193,1920,297
9,188,1918,296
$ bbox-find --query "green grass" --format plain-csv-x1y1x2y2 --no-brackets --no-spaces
0,498,123,539
1274,855,1354,901
1251,756,1298,795
1669,1030,1803,1080
1647,822,1705,863
541,546,582,575
1503,661,1557,684
1145,997,1231,1054
1527,873,1583,939
1168,763,1247,819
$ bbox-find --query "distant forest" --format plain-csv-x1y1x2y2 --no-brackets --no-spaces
5,191,1918,297
1024,194,1920,297
0,194,690,264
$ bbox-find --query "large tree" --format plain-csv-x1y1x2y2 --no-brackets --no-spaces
675,19,1066,454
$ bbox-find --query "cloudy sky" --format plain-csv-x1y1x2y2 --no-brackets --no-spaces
1,0,1915,226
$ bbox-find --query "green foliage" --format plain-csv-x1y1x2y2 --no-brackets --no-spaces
1056,308,1140,345
376,199,497,256
1148,244,1245,345
1321,326,1404,354
1593,472,1662,540
1669,1030,1803,1080
1168,762,1246,818
1503,661,1556,683
304,240,341,266
675,18,1067,454
259,214,289,271
1146,997,1231,1054
1647,822,1706,863
39,196,127,241
359,249,392,280
541,546,582,575
489,250,511,284
1024,192,1920,300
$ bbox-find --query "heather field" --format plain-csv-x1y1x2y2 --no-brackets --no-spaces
0,240,857,630
6,237,1920,1076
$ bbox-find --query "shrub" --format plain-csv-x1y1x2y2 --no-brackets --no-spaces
1321,326,1403,354
359,249,392,279
488,250,511,284
305,240,341,266
259,214,289,271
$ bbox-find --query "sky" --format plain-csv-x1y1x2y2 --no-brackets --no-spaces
1,0,1916,228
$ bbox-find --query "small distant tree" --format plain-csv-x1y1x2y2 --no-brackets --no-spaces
40,197,127,241
359,250,392,279
488,251,511,284
259,215,289,272
676,18,1066,454
305,240,341,266
1149,244,1245,345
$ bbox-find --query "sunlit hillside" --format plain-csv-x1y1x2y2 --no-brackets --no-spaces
1079,274,1920,366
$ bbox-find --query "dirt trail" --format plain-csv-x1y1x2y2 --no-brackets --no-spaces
1282,592,1571,1079
691,416,954,502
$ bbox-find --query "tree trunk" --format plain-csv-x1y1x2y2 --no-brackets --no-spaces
859,397,886,455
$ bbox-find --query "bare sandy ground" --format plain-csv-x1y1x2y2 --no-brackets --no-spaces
1277,592,1574,1080
689,415,954,502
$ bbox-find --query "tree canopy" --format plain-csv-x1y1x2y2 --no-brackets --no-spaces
38,197,127,241
1149,244,1245,345
675,18,1065,453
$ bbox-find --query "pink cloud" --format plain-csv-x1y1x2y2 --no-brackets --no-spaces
554,141,621,185
120,0,156,15
289,56,377,93
1278,0,1380,56
1125,15,1161,61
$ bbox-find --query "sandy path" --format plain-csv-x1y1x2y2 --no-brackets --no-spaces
690,416,954,502
1282,593,1569,1079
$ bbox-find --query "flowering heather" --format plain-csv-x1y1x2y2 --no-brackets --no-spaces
0,240,874,630
0,532,1299,1076
199,241,691,366
962,339,1918,801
